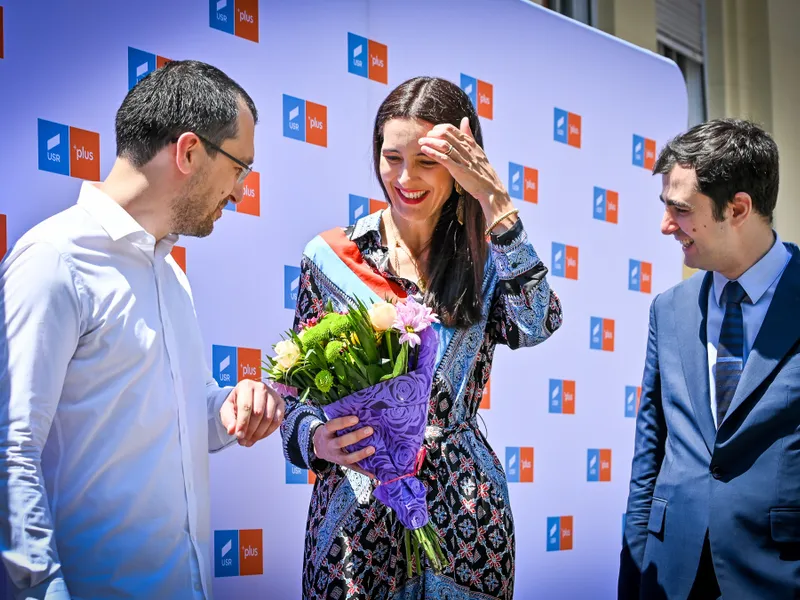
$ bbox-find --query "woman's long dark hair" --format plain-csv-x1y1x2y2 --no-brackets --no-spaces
372,76,487,328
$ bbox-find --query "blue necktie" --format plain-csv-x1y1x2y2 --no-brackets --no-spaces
715,281,748,425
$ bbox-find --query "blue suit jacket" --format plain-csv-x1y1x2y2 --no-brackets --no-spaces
619,243,800,599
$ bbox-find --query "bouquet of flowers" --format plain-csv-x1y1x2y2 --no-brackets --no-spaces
264,296,447,577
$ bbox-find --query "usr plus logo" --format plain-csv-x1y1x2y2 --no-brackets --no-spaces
214,529,263,577
284,265,301,310
38,119,100,181
549,379,575,414
347,33,387,84
546,516,573,551
286,461,316,484
506,447,534,483
554,108,581,148
590,317,614,351
283,95,327,147
593,187,619,224
460,74,493,119
551,243,578,280
587,449,612,481
508,163,538,204
212,345,262,386
628,259,652,293
625,386,642,418
127,47,170,89
633,134,656,169
209,0,258,43
480,378,491,410
223,171,260,217
349,194,387,226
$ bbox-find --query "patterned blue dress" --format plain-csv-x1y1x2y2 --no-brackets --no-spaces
281,210,563,599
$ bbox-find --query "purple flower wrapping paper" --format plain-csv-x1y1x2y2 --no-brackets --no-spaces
323,326,437,530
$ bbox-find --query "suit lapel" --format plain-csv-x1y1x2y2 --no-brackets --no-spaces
721,245,800,425
675,271,717,453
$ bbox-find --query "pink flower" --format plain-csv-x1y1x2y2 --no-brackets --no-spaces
392,297,440,348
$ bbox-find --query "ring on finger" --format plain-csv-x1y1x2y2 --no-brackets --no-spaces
445,143,454,156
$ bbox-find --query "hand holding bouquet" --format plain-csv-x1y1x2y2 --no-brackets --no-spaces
264,296,447,576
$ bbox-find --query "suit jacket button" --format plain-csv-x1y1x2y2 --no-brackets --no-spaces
710,465,723,479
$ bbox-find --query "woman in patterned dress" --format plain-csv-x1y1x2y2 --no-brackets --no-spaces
280,76,563,599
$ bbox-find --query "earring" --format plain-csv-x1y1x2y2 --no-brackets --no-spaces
454,181,464,195
456,194,465,226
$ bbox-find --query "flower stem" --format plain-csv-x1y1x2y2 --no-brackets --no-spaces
404,528,412,579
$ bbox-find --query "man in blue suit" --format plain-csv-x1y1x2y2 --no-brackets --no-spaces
619,118,800,599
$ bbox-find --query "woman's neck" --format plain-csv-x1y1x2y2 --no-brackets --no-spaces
384,207,436,257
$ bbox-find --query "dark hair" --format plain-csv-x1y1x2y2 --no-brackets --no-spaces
115,60,258,167
653,118,779,222
372,76,487,328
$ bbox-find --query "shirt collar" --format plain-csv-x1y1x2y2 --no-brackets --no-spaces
350,208,385,244
713,231,791,306
76,181,179,254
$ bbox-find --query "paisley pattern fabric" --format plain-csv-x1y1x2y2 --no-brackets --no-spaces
279,210,563,598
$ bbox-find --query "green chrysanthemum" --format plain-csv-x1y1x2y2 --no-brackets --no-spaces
314,370,334,393
324,340,346,364
327,314,353,338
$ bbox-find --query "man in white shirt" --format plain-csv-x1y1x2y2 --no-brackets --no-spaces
0,60,284,599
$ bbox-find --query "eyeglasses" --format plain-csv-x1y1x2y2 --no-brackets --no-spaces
176,133,252,184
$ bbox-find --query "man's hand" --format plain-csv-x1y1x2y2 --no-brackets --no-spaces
220,380,285,447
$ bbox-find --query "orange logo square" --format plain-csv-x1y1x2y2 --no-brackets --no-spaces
171,245,186,273
237,347,261,382
565,245,579,280
238,529,263,575
560,516,574,550
640,262,652,294
599,449,612,481
306,102,327,148
562,380,575,414
567,113,581,148
238,171,260,216
477,80,493,120
368,39,388,84
0,214,6,260
480,378,491,409
369,198,388,214
602,319,615,352
69,127,100,181
605,190,619,224
644,138,657,170
234,0,259,42
520,447,534,482
156,55,171,69
523,167,538,204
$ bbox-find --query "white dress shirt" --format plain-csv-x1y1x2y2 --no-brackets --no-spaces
707,232,792,427
0,182,236,599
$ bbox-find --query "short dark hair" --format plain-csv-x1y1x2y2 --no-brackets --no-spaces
373,76,486,328
115,60,258,167
653,118,779,222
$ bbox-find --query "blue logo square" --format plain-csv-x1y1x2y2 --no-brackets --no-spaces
508,162,523,200
587,449,600,481
460,74,478,108
625,386,639,418
593,186,607,221
214,529,239,577
38,119,70,176
505,447,520,483
212,345,237,387
347,33,369,78
285,460,308,484
209,0,234,35
632,134,645,167
128,47,156,90
551,243,566,278
549,379,563,414
349,194,369,226
553,108,568,144
546,516,561,552
590,317,603,350
628,259,641,292
284,265,302,310
283,95,306,142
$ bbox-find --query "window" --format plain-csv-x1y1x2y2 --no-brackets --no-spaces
542,0,597,27
658,42,707,127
